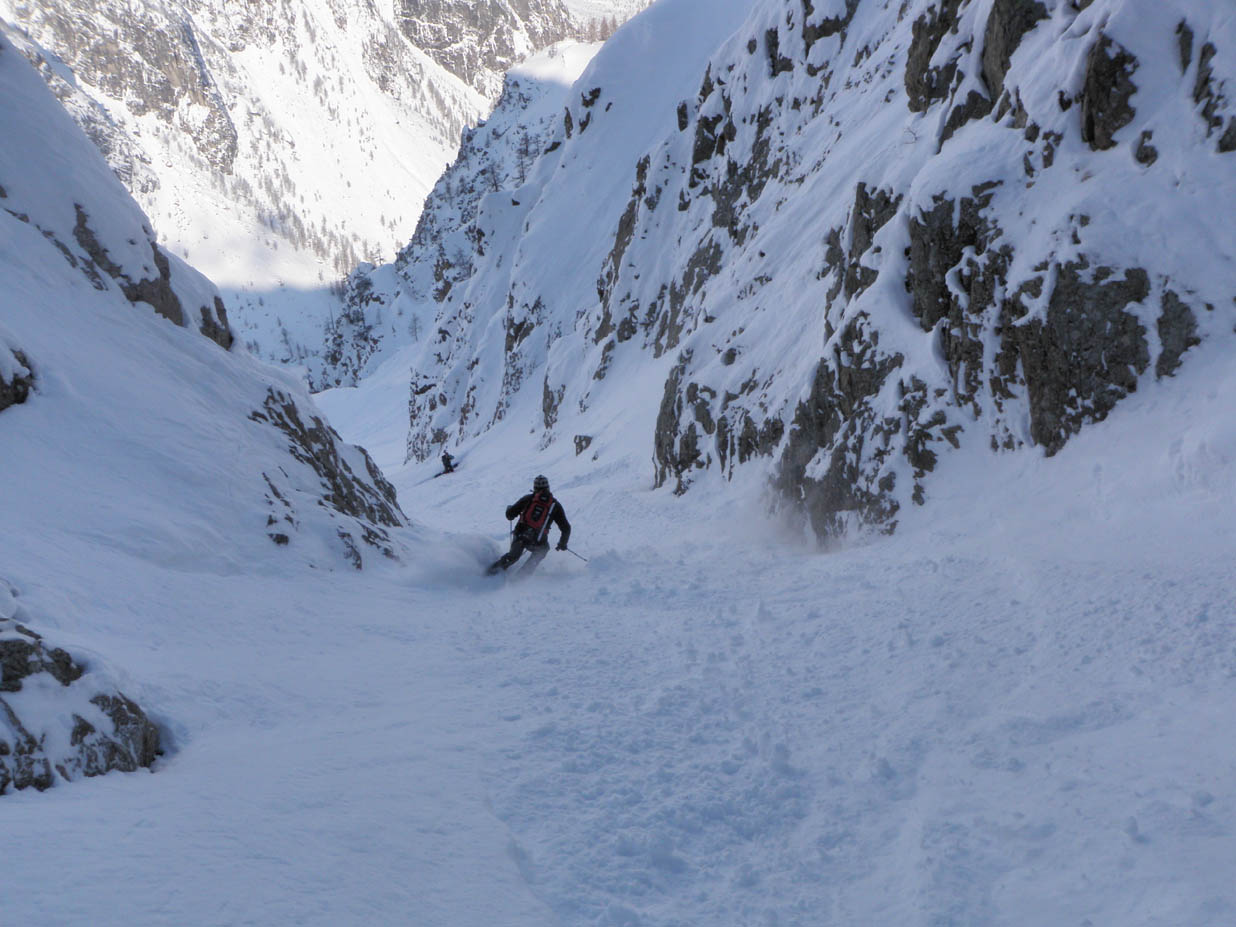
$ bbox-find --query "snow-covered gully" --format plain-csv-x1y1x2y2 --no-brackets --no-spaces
3,0,1235,922
10,352,1233,926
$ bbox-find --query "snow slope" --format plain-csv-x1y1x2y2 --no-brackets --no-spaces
339,0,1235,544
6,315,1233,925
0,0,487,367
3,2,1236,925
0,23,408,791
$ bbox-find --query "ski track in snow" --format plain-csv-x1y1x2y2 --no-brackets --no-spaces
4,0,1236,920
459,511,1236,925
4,379,1236,926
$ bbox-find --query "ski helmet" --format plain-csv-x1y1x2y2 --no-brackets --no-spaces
533,474,550,492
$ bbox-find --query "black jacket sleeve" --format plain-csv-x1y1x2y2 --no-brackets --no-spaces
552,504,571,547
505,494,532,521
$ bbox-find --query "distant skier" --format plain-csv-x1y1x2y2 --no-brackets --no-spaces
441,450,456,474
486,474,571,576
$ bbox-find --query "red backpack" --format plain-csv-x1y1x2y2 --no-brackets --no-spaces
517,491,556,543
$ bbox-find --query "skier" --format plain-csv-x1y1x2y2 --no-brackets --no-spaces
441,450,456,474
486,474,571,576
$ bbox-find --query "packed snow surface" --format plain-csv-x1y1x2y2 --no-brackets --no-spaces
4,323,1236,924
3,0,1236,923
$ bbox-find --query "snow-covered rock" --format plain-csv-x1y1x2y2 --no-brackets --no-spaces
395,0,577,99
0,582,161,794
0,26,407,790
319,39,601,390
343,0,1236,540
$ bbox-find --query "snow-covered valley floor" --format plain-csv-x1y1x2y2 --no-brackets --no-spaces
4,340,1235,926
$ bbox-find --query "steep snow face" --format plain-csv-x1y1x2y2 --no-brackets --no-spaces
0,29,407,790
0,0,486,362
345,0,1236,539
0,24,407,573
314,39,602,390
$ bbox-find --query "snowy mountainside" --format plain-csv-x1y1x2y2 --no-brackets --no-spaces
562,0,651,26
344,0,1235,539
0,0,486,363
317,40,601,389
0,30,406,792
394,0,578,99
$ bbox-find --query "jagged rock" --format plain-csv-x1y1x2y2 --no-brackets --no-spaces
1080,35,1139,151
0,613,160,795
775,314,904,537
1013,261,1151,454
250,389,406,565
1193,41,1236,153
252,389,404,528
654,354,701,492
1134,130,1159,165
199,297,234,351
981,0,1048,101
802,0,861,54
396,0,575,98
0,347,34,414
1156,290,1202,378
766,28,794,78
908,184,1005,332
905,0,967,113
71,205,235,348
844,183,902,301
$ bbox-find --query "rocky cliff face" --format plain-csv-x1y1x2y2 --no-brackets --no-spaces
396,0,576,98
341,0,1233,540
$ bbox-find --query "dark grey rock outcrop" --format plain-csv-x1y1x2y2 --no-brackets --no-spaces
0,347,34,414
72,205,234,350
1080,35,1139,151
981,0,1047,100
0,593,161,795
1189,34,1236,153
396,0,575,98
250,389,406,566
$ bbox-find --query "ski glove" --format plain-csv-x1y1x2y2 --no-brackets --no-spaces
556,541,568,551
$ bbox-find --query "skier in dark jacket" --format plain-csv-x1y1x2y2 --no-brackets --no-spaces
486,474,571,576
441,450,456,474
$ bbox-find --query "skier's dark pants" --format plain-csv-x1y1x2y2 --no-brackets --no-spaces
490,532,549,574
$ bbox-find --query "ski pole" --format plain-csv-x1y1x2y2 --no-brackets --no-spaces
562,547,588,563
